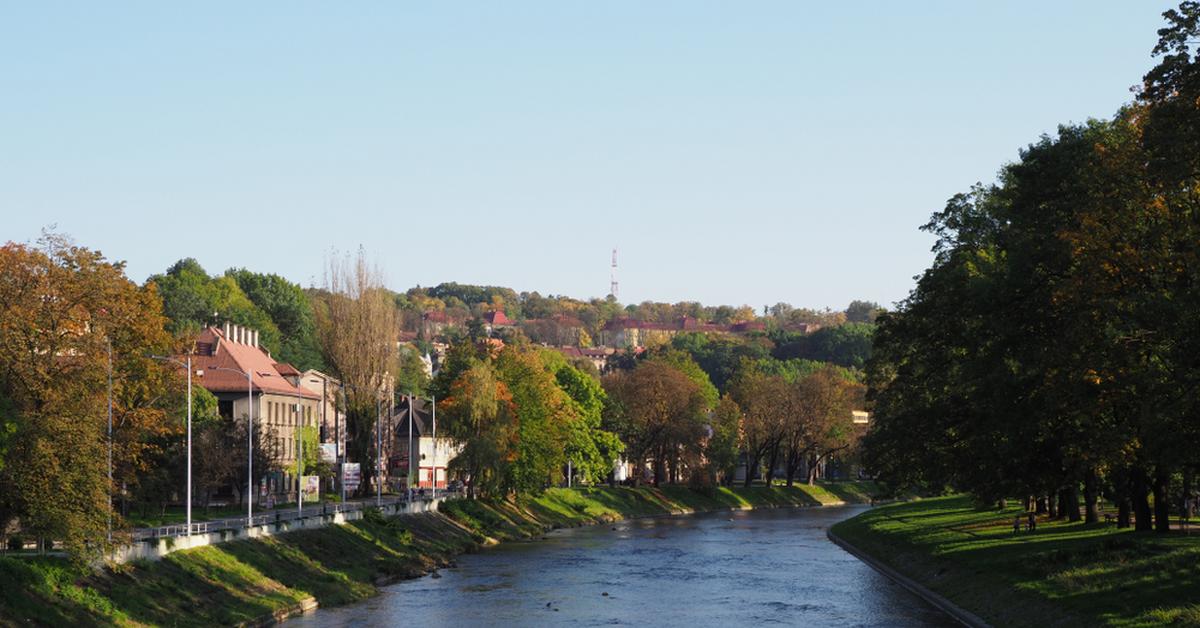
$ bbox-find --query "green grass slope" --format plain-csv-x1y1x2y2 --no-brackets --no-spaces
831,495,1200,627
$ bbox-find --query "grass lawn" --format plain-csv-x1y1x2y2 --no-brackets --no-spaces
1,483,875,627
831,495,1200,627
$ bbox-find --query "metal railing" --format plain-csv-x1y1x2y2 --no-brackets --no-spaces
128,490,461,542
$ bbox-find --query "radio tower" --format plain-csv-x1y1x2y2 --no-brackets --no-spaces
609,248,619,300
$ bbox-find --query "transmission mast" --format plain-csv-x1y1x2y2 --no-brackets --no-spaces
609,248,619,300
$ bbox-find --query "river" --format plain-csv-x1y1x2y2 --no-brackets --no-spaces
291,505,955,627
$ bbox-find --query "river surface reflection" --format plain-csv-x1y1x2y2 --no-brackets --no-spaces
291,505,955,627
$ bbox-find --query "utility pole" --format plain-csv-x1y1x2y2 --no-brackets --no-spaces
247,370,254,527
106,340,113,544
296,401,303,519
376,398,382,507
407,393,414,503
151,354,194,535
431,395,436,500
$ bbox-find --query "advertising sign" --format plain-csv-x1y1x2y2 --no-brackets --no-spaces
302,475,320,500
342,463,361,492
319,443,337,464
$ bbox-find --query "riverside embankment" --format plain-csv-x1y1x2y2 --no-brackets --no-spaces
0,483,876,627
830,495,1200,627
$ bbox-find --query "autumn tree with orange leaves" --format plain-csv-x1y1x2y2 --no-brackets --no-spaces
0,234,177,562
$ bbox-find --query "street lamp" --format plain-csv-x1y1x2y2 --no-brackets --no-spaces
202,365,257,527
106,341,113,544
150,354,195,536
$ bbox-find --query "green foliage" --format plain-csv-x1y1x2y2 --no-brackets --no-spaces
394,345,430,397
225,269,325,371
149,259,282,354
771,322,874,369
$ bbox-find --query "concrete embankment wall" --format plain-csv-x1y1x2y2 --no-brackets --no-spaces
113,498,445,563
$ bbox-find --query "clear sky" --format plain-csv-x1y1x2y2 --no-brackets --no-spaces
0,2,1177,310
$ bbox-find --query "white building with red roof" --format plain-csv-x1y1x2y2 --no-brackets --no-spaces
191,323,322,482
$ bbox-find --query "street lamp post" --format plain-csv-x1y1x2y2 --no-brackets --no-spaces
150,354,194,535
295,400,304,520
376,398,383,507
106,341,113,544
204,366,255,527
431,394,436,499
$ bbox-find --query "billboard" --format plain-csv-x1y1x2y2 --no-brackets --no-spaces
302,475,320,500
342,463,361,492
319,443,337,464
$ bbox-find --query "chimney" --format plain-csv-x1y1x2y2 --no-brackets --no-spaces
235,325,243,344
223,321,231,339
252,330,259,348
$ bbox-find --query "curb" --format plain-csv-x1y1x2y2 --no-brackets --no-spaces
826,528,990,628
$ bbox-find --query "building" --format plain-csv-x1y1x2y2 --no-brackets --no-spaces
420,310,469,338
482,310,514,335
598,316,767,349
391,396,460,490
296,369,344,457
190,323,322,496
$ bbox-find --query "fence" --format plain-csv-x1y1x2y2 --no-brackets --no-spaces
2,491,462,560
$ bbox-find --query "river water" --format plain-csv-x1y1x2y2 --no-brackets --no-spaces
291,505,955,627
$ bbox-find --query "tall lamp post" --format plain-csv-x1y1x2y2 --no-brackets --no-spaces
150,354,195,535
106,341,113,544
204,366,256,527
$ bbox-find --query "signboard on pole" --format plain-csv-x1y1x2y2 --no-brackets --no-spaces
319,443,337,464
302,475,320,500
342,463,361,493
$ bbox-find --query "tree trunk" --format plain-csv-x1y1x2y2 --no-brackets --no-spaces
997,498,1006,509
1153,466,1171,533
744,452,761,488
764,444,780,487
1117,496,1131,528
1064,484,1081,522
807,454,819,486
1048,493,1058,519
1084,468,1099,524
1023,495,1032,512
1035,496,1048,515
1132,466,1152,532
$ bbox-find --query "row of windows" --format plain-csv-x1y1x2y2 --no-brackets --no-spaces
265,400,314,427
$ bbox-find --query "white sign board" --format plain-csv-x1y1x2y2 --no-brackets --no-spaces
342,463,361,492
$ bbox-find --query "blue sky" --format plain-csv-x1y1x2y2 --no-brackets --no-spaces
0,2,1176,310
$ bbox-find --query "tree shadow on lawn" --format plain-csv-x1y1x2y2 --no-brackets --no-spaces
217,529,378,607
816,481,876,504
100,548,303,627
929,526,1200,623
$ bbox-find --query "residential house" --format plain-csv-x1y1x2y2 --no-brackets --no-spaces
391,396,460,490
599,316,766,349
191,323,322,497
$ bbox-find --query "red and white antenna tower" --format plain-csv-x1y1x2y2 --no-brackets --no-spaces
610,248,619,300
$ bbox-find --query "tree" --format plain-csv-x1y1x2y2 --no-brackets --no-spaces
0,235,174,563
845,300,883,324
602,360,708,486
440,360,516,498
729,364,789,487
312,250,396,497
149,259,281,353
706,395,743,486
544,351,623,484
226,269,325,371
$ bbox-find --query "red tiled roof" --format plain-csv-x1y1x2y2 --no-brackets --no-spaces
275,362,300,377
484,310,512,326
190,327,320,399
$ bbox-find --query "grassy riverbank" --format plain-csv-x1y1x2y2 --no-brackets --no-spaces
831,495,1200,627
0,482,874,627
